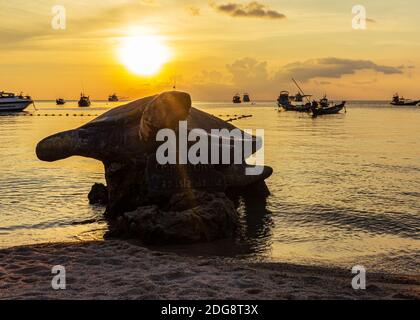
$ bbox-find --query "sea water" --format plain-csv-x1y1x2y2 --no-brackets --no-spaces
0,100,419,274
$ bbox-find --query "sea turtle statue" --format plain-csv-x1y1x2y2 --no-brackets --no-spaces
36,91,272,244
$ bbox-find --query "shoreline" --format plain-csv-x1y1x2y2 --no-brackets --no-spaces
0,240,418,300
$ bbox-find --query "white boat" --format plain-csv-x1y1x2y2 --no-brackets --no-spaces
0,92,33,112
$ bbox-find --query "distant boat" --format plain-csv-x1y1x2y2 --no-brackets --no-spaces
390,93,420,106
0,91,33,112
277,78,313,112
108,93,119,102
233,93,241,104
277,91,312,112
243,93,251,103
78,93,91,107
311,95,346,117
56,98,66,105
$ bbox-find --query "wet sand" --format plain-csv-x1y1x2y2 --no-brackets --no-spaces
0,240,418,300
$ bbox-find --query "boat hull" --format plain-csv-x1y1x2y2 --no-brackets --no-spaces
312,102,346,116
390,101,420,106
0,100,33,112
233,95,241,104
278,102,311,112
78,99,91,107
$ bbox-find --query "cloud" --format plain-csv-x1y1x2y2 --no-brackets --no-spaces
398,64,415,69
314,80,332,85
352,79,378,85
226,57,269,86
188,57,271,99
275,57,403,82
189,57,404,100
212,1,286,20
0,1,159,49
139,0,156,4
187,6,201,16
195,70,226,83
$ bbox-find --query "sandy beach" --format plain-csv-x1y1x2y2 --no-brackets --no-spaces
0,240,418,300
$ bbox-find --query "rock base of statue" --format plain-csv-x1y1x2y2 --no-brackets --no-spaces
105,191,239,244
88,183,109,205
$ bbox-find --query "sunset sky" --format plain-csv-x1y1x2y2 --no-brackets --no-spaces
1,0,419,100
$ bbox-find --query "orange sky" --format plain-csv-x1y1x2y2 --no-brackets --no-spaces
1,0,419,100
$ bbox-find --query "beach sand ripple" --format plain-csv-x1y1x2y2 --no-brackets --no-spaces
0,241,418,300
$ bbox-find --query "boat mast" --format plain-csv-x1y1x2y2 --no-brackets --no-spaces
172,74,177,90
292,78,311,103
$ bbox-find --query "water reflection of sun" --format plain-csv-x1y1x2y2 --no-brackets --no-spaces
118,35,171,76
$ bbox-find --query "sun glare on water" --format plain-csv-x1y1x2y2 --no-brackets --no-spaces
118,35,171,76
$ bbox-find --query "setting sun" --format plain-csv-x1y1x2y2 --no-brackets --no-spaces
118,35,171,76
